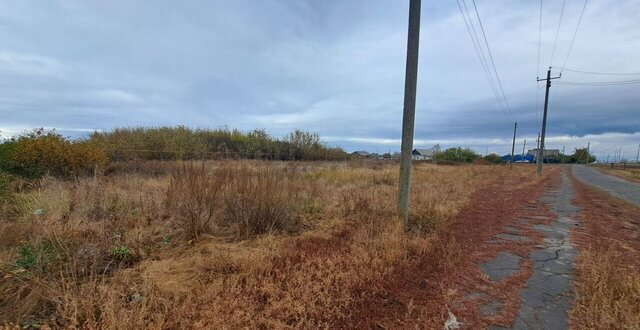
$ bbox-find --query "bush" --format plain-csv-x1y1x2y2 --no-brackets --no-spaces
0,129,108,179
224,165,300,238
482,153,503,164
89,126,349,161
165,162,301,240
166,163,223,241
433,147,480,163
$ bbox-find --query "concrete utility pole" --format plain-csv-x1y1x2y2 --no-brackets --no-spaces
586,142,590,164
522,139,527,159
510,122,517,169
536,133,541,150
636,144,639,163
398,0,421,228
536,67,561,176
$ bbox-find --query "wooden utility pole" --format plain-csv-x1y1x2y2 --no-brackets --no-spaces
510,122,517,169
536,67,561,176
522,139,527,159
398,0,421,228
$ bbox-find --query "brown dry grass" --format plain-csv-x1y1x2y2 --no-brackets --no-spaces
1,160,523,328
570,176,640,329
594,164,640,183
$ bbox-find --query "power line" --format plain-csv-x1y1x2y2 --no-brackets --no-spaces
557,79,640,86
455,0,510,120
471,0,514,121
559,68,640,76
559,0,588,72
549,0,566,66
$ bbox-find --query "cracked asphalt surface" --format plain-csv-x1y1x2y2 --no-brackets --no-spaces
512,169,579,329
572,165,640,206
484,168,579,329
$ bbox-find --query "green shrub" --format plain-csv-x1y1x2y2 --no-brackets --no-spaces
433,147,480,163
89,126,349,161
14,242,54,272
110,245,132,260
0,128,108,179
482,153,503,164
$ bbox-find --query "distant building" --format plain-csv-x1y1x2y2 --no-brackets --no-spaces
501,154,535,163
527,149,561,163
412,148,436,161
351,151,371,158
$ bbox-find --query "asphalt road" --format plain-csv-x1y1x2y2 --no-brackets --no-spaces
571,165,640,206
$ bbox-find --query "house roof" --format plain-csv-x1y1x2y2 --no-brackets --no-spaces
413,148,435,156
527,149,560,157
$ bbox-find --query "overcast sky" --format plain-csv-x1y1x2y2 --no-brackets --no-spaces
1,0,639,160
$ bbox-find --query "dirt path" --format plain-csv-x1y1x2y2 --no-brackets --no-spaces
478,168,579,329
572,165,640,206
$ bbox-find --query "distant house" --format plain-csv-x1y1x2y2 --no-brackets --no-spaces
527,149,561,163
351,151,371,158
412,148,436,161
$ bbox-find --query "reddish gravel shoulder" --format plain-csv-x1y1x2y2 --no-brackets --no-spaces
341,167,561,329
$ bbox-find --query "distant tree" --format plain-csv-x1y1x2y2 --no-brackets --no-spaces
88,126,347,161
483,153,503,164
433,147,480,163
571,148,596,164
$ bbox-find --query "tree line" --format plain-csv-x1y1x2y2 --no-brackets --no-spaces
88,126,349,161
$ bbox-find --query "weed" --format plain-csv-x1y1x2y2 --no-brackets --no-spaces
110,245,132,261
224,165,300,238
165,162,222,241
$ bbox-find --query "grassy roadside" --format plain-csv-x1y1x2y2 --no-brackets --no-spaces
569,176,640,329
592,164,640,183
0,160,525,328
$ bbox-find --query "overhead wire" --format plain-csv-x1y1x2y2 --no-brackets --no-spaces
559,0,588,73
559,68,640,76
461,0,508,117
556,79,640,86
455,0,511,120
549,0,566,67
471,0,514,121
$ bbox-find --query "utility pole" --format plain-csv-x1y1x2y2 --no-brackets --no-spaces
510,122,517,169
561,146,565,165
398,0,421,228
636,144,639,163
586,142,590,164
536,133,540,150
522,139,527,159
536,67,561,176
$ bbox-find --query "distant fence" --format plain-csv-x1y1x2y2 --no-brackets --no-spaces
103,148,351,162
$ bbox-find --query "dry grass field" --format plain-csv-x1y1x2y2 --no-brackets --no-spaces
0,160,523,328
594,164,640,183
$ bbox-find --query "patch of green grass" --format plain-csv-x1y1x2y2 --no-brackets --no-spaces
14,242,54,271
110,245,132,260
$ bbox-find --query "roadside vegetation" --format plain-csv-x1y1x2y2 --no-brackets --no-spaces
89,126,349,161
0,150,515,327
570,177,640,329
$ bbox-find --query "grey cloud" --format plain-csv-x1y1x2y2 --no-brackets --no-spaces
0,0,638,158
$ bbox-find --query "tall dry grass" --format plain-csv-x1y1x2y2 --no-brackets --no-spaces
571,249,640,329
0,160,516,327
